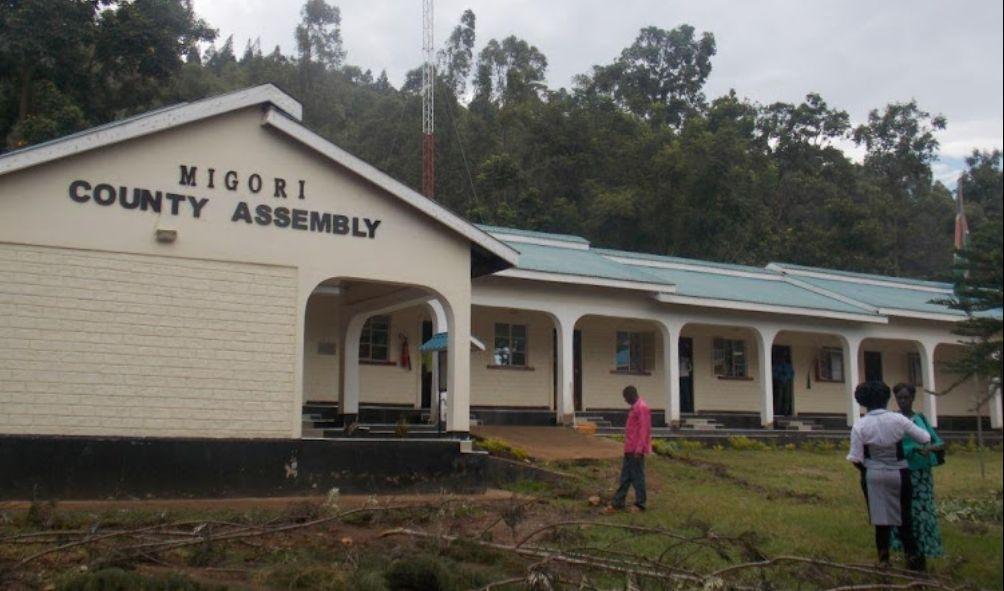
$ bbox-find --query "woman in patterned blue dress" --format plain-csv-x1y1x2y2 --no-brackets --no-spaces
890,382,944,568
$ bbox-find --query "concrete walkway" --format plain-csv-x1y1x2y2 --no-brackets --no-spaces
472,426,623,461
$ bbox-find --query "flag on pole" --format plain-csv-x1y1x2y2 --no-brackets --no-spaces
954,175,971,285
954,175,970,252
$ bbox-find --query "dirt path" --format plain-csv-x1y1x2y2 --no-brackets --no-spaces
473,426,623,461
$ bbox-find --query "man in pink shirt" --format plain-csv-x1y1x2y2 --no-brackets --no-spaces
605,385,652,512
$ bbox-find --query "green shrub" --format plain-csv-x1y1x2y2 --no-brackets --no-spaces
939,491,1003,524
385,554,455,591
261,564,346,590
652,438,704,456
348,570,389,591
475,437,530,461
804,439,838,453
727,436,771,451
57,568,226,591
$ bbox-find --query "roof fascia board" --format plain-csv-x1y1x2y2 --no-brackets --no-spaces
496,268,676,294
261,108,519,266
877,308,963,322
767,263,951,294
779,274,879,314
491,233,590,250
653,292,888,324
605,254,782,280
0,85,302,177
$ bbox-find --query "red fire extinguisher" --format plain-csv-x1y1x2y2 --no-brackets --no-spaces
399,334,411,370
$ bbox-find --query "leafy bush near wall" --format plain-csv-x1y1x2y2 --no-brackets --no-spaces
727,436,772,451
652,438,705,456
475,437,531,461
939,490,1003,524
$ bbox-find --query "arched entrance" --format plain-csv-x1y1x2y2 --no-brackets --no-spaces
302,277,462,436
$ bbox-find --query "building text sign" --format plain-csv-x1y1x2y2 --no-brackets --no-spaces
66,164,382,239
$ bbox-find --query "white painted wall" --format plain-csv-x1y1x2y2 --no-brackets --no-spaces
0,243,296,437
0,107,475,437
470,307,554,408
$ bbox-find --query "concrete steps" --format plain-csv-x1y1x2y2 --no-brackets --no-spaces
575,415,613,428
775,417,823,431
679,417,725,431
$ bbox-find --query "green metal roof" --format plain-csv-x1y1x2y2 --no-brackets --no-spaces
480,226,966,321
639,266,875,314
786,275,963,317
475,225,590,245
508,242,671,286
594,247,772,275
769,262,952,290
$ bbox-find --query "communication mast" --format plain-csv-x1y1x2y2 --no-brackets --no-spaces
421,0,435,198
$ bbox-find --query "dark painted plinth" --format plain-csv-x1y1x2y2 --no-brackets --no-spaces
0,435,487,501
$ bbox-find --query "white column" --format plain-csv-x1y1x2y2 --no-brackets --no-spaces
917,341,939,428
338,314,366,420
755,326,779,428
659,320,682,427
841,335,862,427
553,313,579,426
445,298,471,433
423,300,447,416
990,380,1003,430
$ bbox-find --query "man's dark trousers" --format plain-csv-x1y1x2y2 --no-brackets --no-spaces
612,454,646,509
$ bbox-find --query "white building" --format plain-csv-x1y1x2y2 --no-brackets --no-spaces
1,85,1000,445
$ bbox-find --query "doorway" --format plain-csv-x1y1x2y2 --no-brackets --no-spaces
679,337,694,413
864,351,883,382
772,345,794,416
420,320,433,408
573,330,583,412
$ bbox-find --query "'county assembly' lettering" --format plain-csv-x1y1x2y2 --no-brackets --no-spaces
63,163,383,240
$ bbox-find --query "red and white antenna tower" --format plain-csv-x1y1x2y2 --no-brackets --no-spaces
421,0,435,198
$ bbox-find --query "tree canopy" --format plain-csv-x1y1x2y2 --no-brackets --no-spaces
2,0,1000,283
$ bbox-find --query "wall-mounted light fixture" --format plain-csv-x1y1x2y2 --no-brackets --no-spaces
155,229,177,243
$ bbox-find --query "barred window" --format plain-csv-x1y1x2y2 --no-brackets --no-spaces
493,323,528,367
616,331,654,373
359,315,390,362
713,338,747,378
817,347,844,382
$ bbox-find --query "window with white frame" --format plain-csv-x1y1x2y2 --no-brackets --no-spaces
817,347,845,382
359,315,390,362
907,352,923,386
493,323,527,367
712,338,748,378
616,331,654,373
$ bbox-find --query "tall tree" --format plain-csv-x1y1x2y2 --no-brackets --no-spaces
959,149,1004,228
92,0,216,117
472,36,547,107
0,0,96,147
438,9,476,98
295,0,345,70
853,100,950,277
583,25,716,127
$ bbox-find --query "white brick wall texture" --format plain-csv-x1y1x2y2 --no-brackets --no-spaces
0,243,297,438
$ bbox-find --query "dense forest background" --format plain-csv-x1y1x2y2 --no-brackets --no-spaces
2,0,1002,280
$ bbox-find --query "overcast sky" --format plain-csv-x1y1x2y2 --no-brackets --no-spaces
192,0,1003,187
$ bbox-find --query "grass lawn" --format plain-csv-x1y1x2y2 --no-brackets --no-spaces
541,441,1003,588
1,443,1000,590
